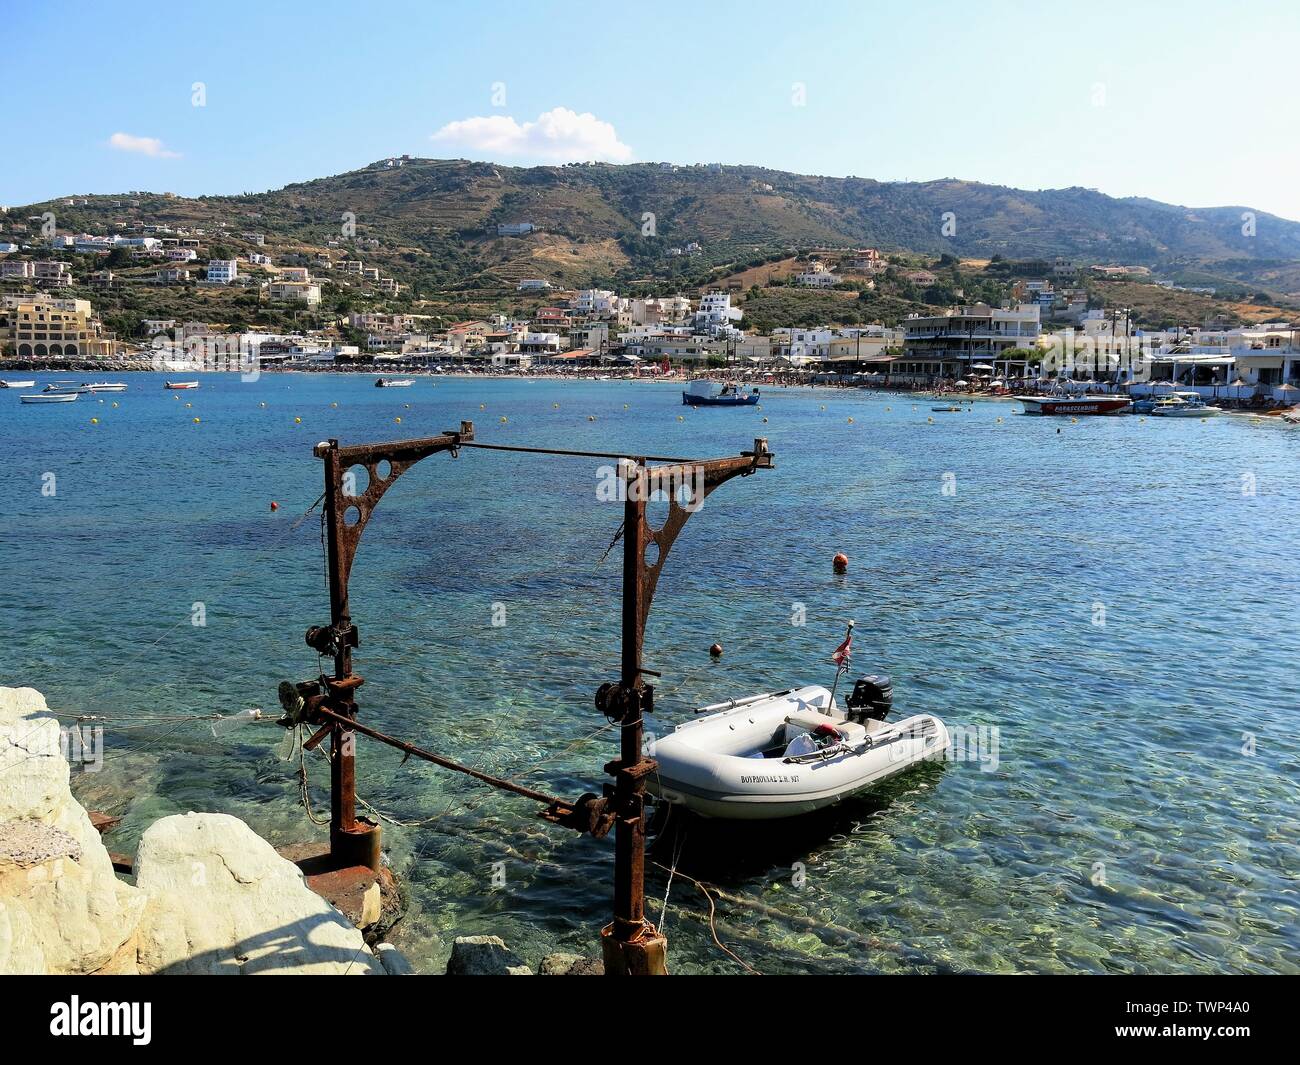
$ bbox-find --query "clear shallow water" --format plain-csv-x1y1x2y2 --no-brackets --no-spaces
1,372,1297,974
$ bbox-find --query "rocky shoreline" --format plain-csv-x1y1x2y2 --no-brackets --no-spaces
0,686,597,976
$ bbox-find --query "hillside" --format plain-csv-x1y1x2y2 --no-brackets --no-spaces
10,159,1300,304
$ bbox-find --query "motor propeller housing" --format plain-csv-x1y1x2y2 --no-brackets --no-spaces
844,674,893,724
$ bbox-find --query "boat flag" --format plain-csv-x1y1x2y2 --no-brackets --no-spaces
831,630,853,666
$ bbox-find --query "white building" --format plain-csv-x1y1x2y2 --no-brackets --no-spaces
694,292,743,336
572,289,623,317
517,278,552,292
794,262,841,288
205,260,238,284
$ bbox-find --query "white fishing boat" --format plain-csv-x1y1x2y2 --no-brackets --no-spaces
42,382,89,395
0,380,37,389
82,382,128,393
165,380,200,390
1149,392,1221,418
374,377,413,388
21,391,80,404
648,679,949,819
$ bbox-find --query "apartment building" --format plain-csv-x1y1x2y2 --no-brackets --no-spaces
901,303,1041,378
1,293,116,358
205,259,238,284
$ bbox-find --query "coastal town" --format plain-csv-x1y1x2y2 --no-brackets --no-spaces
3,220,1299,412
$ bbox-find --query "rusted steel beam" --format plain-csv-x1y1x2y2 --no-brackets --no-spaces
311,422,474,873
601,438,774,976
458,441,698,464
312,706,564,807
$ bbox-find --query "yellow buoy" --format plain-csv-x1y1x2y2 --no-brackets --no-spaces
480,404,486,411
500,416,508,423
395,416,402,423
193,417,200,424
294,417,301,424
90,417,99,424
677,415,684,421
331,402,338,408
623,403,629,410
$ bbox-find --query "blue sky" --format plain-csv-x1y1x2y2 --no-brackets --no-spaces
5,0,1300,218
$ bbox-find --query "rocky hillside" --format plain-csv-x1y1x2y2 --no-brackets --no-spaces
13,158,1300,298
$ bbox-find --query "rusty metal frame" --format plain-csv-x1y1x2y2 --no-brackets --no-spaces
287,419,773,975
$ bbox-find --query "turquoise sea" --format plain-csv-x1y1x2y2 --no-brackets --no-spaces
2,371,1297,974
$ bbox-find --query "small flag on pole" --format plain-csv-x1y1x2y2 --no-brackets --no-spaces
831,628,853,666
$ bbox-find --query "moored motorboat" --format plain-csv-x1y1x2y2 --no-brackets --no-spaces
165,380,200,390
682,380,760,406
82,382,128,393
647,679,949,819
1149,392,1221,418
0,380,37,389
21,391,80,404
374,377,414,388
1015,394,1130,416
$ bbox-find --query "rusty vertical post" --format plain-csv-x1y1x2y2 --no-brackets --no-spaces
601,458,668,975
320,440,381,871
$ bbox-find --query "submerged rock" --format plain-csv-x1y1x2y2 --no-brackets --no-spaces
446,934,533,975
539,952,604,976
0,686,146,975
134,812,383,975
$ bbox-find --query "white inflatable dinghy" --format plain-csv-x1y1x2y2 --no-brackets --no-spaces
647,681,949,819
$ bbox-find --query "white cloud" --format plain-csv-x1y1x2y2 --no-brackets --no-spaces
431,107,632,164
107,132,181,159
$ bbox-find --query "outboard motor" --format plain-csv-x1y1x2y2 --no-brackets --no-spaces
844,674,893,724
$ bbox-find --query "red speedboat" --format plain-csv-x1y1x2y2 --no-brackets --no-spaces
1015,394,1130,416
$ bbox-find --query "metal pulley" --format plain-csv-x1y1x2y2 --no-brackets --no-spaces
595,681,653,722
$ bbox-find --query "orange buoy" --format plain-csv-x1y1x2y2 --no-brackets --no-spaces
709,642,723,658
832,552,849,574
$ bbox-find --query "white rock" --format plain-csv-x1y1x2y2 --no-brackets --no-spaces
0,686,146,975
134,812,382,975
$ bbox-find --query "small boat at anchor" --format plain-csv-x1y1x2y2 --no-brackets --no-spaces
0,380,36,389
1149,392,1222,418
682,380,760,407
82,382,127,393
21,391,80,404
165,380,199,390
648,678,950,819
374,377,413,388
